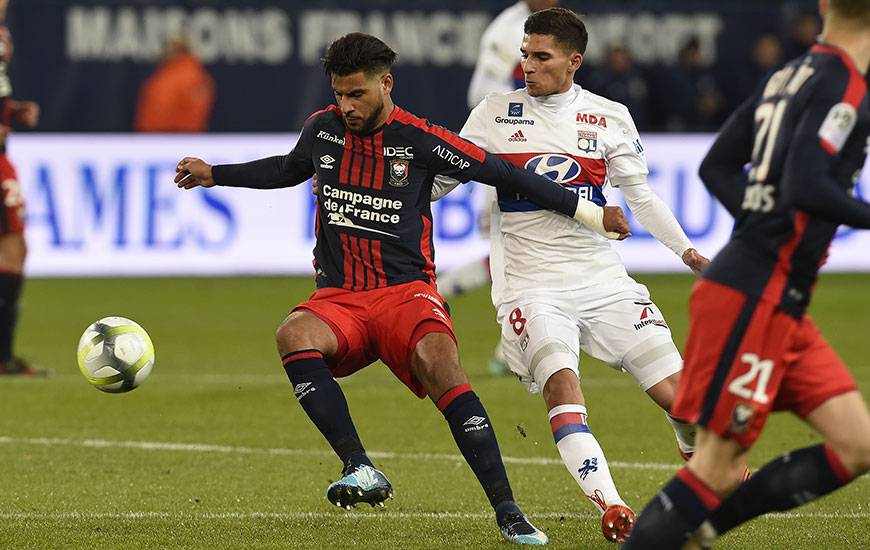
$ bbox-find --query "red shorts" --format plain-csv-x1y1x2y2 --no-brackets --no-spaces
673,279,857,448
0,155,24,235
293,279,456,398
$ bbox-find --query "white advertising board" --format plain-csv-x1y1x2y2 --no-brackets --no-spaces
12,133,870,277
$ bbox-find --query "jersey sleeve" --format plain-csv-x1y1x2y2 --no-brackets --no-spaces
605,105,649,187
431,101,491,201
213,113,317,189
418,122,489,183
781,72,870,228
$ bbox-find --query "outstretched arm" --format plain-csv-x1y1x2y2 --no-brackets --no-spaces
621,182,709,274
474,153,630,239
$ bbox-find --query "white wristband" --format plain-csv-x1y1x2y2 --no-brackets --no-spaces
573,199,621,239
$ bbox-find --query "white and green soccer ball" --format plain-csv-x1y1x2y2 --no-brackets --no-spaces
77,316,155,393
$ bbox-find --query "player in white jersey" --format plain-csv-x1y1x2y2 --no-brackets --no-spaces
439,0,560,376
434,8,709,543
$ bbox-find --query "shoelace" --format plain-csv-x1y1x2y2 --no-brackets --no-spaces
501,512,536,536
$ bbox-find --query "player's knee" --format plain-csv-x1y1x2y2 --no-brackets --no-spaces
828,438,870,476
411,333,462,387
275,313,323,356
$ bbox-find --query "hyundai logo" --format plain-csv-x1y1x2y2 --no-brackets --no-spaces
524,154,582,183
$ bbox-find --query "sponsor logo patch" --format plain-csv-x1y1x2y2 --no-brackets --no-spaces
508,102,524,117
524,154,581,183
316,130,345,145
576,112,608,128
634,306,668,330
818,102,857,154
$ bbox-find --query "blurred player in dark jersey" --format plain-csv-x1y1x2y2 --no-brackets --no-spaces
174,33,629,545
624,1,870,547
0,0,41,376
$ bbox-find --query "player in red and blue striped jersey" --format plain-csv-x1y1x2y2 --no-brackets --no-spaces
625,1,870,547
175,32,630,545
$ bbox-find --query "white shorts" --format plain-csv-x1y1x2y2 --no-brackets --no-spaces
498,282,682,394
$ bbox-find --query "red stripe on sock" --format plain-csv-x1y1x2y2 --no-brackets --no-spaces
823,444,854,484
282,350,323,365
549,413,586,433
436,383,472,411
675,467,721,511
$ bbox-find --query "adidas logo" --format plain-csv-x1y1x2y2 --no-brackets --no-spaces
293,382,315,400
463,416,490,432
508,130,527,142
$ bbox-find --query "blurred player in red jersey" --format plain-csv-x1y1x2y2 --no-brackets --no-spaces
174,33,629,545
0,0,41,376
624,1,870,547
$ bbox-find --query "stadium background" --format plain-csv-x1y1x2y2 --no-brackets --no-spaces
2,1,869,549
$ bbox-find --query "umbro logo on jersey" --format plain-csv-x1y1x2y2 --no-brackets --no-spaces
320,155,336,169
508,130,527,142
463,416,490,432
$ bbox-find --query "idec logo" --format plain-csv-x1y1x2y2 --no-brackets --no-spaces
576,113,607,128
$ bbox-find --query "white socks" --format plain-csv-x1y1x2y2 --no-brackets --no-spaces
548,404,625,514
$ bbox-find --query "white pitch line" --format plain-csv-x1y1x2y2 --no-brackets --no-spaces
0,435,679,471
0,510,867,521
1,436,867,481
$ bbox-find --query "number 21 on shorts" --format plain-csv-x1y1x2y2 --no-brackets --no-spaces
728,353,774,404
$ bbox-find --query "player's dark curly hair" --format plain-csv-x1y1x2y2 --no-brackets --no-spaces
322,33,398,77
524,7,588,55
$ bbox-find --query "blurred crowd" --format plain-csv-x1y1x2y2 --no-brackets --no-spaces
577,11,821,132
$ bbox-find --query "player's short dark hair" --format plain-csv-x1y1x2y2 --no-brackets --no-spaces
321,33,398,77
524,7,588,55
830,0,870,25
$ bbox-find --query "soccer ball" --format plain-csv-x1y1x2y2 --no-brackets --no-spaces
76,316,155,393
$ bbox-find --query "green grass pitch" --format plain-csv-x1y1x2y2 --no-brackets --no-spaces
1,274,868,549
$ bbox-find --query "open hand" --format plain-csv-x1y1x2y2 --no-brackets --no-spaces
175,157,215,189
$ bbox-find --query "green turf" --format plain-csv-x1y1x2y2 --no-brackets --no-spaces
1,274,868,549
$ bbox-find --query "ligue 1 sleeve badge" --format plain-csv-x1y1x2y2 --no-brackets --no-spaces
389,159,410,187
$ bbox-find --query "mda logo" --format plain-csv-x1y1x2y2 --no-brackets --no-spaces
524,154,581,183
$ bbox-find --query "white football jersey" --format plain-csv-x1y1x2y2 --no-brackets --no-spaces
458,84,649,306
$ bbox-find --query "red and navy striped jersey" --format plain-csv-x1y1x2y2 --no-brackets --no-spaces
217,105,488,290
700,42,870,317
300,105,492,290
